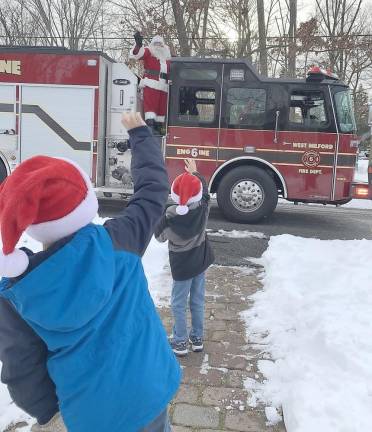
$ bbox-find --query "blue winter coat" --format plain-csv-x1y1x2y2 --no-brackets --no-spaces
0,127,181,431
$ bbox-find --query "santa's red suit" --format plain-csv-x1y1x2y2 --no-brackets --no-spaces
130,36,171,124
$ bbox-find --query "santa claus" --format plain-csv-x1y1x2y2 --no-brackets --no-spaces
130,32,171,130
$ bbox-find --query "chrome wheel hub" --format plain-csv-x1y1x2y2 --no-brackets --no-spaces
231,179,264,212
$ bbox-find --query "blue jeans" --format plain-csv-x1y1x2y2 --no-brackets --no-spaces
140,409,171,431
171,272,205,343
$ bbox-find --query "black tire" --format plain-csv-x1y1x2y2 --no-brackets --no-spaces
217,166,278,223
103,192,112,198
0,160,7,184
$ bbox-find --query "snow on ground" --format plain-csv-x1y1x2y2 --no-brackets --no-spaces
242,234,372,432
342,199,372,210
0,216,171,431
207,229,266,239
142,238,172,306
279,197,372,211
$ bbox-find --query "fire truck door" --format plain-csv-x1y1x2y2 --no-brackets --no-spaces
219,73,271,163
20,85,94,178
277,85,338,201
0,85,18,163
165,62,222,183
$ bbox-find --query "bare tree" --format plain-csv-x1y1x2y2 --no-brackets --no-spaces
213,0,256,61
309,0,372,93
13,0,107,49
109,0,180,59
170,0,191,55
0,0,44,46
315,0,363,77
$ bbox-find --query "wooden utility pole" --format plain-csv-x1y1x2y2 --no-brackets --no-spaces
288,0,297,77
256,0,268,76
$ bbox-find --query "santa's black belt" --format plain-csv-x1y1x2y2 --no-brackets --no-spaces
145,69,169,81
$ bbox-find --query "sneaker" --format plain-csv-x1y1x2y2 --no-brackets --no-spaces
189,336,204,352
170,339,188,357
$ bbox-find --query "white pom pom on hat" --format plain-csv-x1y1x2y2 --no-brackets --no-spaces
176,205,189,215
0,249,29,278
0,155,98,278
171,172,203,216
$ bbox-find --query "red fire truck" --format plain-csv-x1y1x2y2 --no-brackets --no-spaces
0,46,367,223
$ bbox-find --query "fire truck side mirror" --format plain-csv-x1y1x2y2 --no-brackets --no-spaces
274,110,280,144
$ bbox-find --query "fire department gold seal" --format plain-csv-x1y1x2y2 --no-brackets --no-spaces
302,151,320,168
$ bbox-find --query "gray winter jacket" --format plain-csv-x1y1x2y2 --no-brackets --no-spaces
155,172,214,281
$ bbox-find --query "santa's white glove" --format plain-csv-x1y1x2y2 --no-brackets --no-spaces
31,412,67,432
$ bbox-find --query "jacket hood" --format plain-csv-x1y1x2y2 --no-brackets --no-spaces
0,225,115,337
166,204,207,240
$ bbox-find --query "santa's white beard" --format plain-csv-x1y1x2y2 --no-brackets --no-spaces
149,44,171,61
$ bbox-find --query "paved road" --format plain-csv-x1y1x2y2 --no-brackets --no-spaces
98,199,372,266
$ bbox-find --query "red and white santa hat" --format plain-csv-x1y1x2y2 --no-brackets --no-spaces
151,35,165,46
171,172,203,215
0,156,98,278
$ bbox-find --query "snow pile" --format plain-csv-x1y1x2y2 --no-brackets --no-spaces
280,197,372,211
142,238,172,306
207,229,266,239
343,199,372,210
0,217,171,430
242,234,372,432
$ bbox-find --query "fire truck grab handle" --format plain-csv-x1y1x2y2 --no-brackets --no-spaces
274,110,280,144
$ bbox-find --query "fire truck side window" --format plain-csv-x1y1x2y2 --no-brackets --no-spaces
227,88,266,128
289,92,328,131
178,87,216,123
334,90,356,133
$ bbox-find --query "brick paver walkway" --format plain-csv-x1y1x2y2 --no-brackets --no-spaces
160,266,286,432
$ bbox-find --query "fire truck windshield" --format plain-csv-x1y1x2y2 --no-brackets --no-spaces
334,90,357,134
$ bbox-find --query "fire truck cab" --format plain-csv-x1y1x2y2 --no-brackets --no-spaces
165,59,360,222
0,47,362,223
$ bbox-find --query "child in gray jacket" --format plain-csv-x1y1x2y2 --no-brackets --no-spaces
155,159,214,356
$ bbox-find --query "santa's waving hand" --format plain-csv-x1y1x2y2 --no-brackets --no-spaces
130,32,171,129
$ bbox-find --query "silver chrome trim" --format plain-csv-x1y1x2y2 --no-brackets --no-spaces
0,152,11,175
328,85,340,201
217,64,225,160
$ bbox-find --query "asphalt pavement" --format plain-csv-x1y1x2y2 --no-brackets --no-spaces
98,199,372,266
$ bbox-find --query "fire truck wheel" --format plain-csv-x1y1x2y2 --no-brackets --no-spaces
0,161,7,183
217,166,278,223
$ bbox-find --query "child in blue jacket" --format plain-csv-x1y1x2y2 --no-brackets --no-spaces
0,113,181,432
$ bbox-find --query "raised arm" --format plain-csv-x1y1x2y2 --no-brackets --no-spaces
129,31,149,60
184,158,209,201
104,113,169,256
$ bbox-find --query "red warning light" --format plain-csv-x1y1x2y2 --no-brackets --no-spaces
307,66,339,81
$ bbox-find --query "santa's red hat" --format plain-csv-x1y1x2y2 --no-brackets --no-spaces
0,156,98,277
171,172,202,215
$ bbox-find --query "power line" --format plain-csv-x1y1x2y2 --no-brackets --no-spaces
0,34,371,42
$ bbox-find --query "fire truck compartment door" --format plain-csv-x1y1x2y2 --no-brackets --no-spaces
108,63,138,138
0,85,17,148
20,85,94,178
110,63,138,111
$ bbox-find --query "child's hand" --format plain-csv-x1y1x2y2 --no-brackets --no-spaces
185,158,197,174
121,112,146,130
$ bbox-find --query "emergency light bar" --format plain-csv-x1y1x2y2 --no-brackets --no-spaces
306,66,339,82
